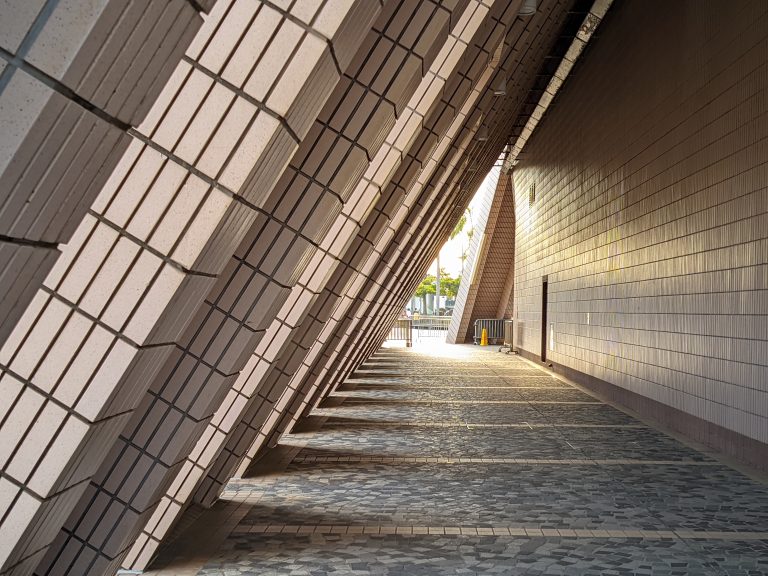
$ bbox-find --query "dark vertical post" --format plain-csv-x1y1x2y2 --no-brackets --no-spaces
541,276,548,362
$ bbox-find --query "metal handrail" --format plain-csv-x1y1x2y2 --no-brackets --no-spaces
473,318,505,345
387,319,412,347
412,316,450,342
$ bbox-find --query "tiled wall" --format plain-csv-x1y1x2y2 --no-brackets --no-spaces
31,0,401,574
0,1,208,345
187,0,505,506
131,2,584,566
120,1,480,569
0,0,378,574
0,2,213,575
512,0,768,456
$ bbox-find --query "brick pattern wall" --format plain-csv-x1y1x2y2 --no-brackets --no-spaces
446,167,498,344
512,0,768,452
122,2,484,569
188,0,504,507
0,1,208,346
0,1,377,574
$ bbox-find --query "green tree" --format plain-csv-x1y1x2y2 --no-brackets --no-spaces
414,274,436,314
414,271,461,301
441,275,461,299
415,274,436,297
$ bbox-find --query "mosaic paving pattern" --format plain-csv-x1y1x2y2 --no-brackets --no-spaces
237,462,768,531
200,534,768,576
195,346,768,575
329,387,597,401
313,401,638,425
287,424,715,461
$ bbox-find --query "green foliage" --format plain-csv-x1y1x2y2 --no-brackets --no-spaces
414,271,461,299
465,206,474,242
450,214,466,240
441,275,461,298
415,275,436,297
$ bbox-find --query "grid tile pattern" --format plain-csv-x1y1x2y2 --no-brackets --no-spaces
512,0,768,454
194,0,511,503
295,0,576,414
116,1,475,571
4,1,765,575
138,345,768,576
449,168,517,343
0,0,207,346
446,166,503,343
0,0,378,574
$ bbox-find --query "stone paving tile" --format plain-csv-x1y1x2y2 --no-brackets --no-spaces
290,457,719,467
327,399,601,406
186,345,768,576
313,402,638,425
557,427,717,462
234,461,768,532
294,427,572,459
229,524,768,541
288,425,713,462
199,534,768,575
611,464,768,532
342,377,567,388
315,418,646,430
330,387,595,402
344,375,564,387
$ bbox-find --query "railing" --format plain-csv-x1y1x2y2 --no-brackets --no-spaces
387,318,412,347
386,317,452,345
499,319,515,353
473,318,505,345
412,316,450,341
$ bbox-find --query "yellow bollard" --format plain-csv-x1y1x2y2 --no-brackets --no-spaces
480,327,488,346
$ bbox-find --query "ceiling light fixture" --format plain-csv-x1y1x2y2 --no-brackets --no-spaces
519,0,537,16
493,75,506,96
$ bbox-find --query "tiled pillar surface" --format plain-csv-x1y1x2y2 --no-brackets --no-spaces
1,0,378,575
0,1,208,345
336,0,576,388
117,1,473,570
293,52,508,416
167,3,544,497
299,0,575,411
295,122,498,420
240,159,476,468
193,0,513,500
33,0,389,574
326,147,494,392
512,0,768,459
445,168,498,343
261,33,513,455
447,167,516,344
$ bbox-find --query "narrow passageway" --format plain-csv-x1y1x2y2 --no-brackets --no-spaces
153,345,768,575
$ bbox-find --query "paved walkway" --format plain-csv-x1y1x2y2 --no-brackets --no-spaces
149,344,768,575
